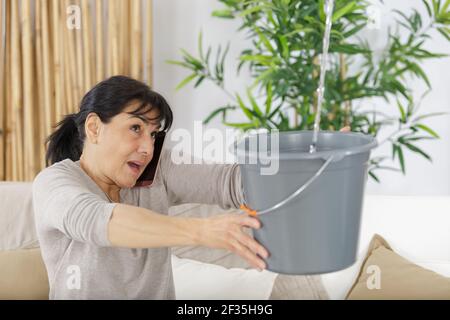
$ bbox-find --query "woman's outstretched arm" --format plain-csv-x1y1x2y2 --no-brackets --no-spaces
33,163,268,270
158,148,244,209
108,203,268,270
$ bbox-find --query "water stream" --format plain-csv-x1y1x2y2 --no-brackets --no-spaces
309,0,335,153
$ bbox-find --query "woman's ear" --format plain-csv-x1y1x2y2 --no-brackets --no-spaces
85,112,101,144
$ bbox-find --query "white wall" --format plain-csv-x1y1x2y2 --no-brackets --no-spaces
153,0,450,196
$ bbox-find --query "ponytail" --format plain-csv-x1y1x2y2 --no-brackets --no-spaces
45,113,83,166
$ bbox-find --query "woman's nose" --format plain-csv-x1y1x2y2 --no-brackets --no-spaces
138,134,154,156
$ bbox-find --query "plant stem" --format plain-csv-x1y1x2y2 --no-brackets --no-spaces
203,71,236,101
340,53,351,127
293,104,299,127
219,85,237,101
312,55,319,115
378,125,411,146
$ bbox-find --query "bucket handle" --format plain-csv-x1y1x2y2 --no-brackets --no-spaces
240,155,335,216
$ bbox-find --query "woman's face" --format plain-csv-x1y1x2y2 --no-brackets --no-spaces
93,101,161,189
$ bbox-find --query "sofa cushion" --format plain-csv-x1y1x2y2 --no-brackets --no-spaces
346,234,450,300
172,255,277,300
0,182,38,250
0,248,49,300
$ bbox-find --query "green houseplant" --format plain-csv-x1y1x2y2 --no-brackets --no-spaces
168,0,450,182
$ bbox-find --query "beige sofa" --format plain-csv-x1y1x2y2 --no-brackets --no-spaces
0,182,48,299
0,182,328,300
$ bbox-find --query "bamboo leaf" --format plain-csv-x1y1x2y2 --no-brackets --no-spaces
205,46,212,65
265,83,272,115
198,31,204,60
369,171,380,183
390,79,409,99
415,123,440,138
398,146,406,174
413,112,448,122
240,54,273,65
166,60,193,69
332,1,357,22
255,28,275,53
409,62,431,88
268,103,283,119
246,88,263,116
215,45,222,77
180,49,204,70
236,93,254,121
175,73,197,90
422,0,433,16
279,35,289,59
375,166,402,172
212,9,235,19
223,122,255,130
396,99,406,123
332,43,370,54
402,136,435,141
392,144,398,160
252,68,274,86
319,0,325,22
433,0,439,15
203,106,236,125
343,23,366,38
402,142,432,161
437,27,450,41
221,42,230,72
267,10,277,28
194,76,205,88
443,0,450,13
238,5,267,17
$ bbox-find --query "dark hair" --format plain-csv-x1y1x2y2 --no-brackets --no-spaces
45,75,173,167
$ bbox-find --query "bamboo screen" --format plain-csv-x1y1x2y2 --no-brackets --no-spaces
0,0,153,181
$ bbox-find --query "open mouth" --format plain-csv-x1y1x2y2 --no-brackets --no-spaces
127,161,142,176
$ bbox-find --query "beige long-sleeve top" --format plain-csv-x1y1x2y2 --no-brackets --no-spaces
32,148,244,299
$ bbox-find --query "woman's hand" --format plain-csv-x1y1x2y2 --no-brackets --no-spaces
340,126,351,132
197,213,269,271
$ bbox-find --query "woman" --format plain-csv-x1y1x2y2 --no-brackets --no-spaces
33,76,268,299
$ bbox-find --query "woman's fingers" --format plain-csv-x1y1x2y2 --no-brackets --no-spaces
231,227,269,259
233,214,269,256
202,213,269,271
230,215,270,270
230,238,267,270
234,213,261,229
340,126,351,132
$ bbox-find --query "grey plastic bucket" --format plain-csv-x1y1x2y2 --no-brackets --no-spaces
233,130,377,275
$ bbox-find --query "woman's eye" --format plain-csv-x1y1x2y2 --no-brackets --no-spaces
131,125,141,133
150,131,157,139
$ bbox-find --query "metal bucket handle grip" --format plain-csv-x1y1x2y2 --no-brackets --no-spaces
241,154,335,216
